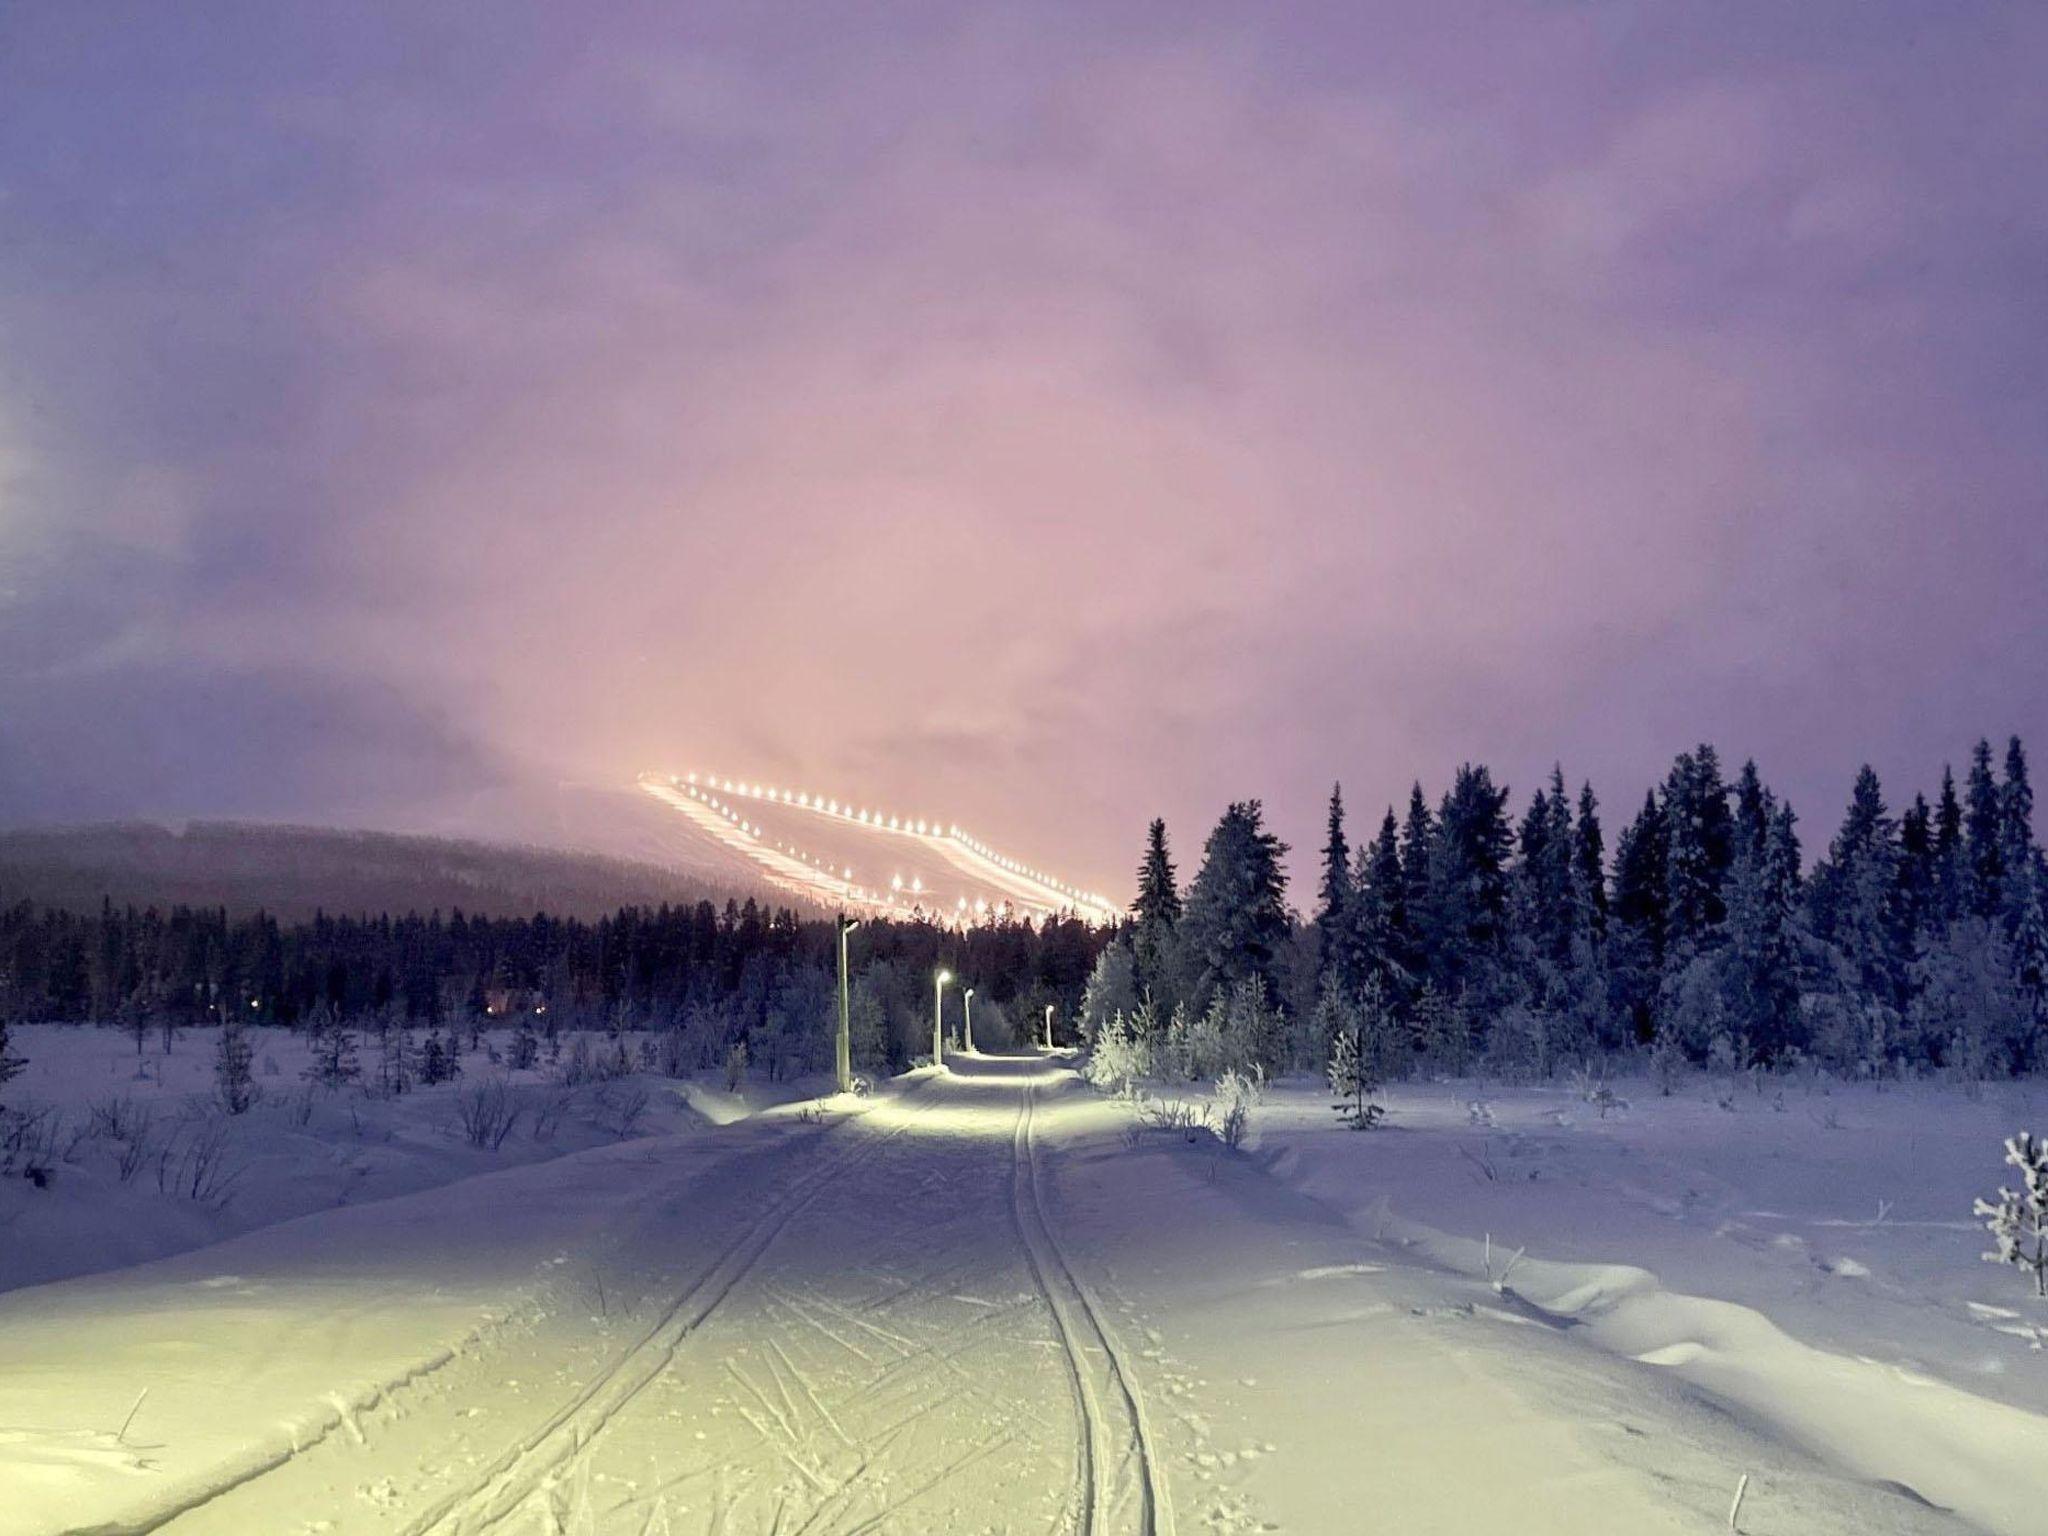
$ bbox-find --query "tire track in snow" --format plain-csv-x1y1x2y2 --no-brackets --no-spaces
1010,1082,1174,1536
395,1087,937,1536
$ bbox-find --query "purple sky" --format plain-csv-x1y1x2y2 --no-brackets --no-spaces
3,3,2045,897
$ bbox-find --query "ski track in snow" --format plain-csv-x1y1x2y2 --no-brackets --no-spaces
1008,1083,1173,1536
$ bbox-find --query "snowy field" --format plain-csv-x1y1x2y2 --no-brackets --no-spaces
1,1033,2044,1535
0,1024,822,1296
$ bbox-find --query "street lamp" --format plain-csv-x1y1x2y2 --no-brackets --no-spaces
1044,1003,1055,1051
933,969,953,1069
964,988,976,1054
836,913,861,1094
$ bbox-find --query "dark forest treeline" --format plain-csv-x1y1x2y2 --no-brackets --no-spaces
0,896,1108,1078
1090,736,2048,1082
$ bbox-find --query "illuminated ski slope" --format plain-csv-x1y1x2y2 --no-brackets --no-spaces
638,770,1117,924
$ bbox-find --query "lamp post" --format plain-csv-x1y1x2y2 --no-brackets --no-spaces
964,988,976,1054
1044,1003,1055,1051
836,913,861,1094
933,969,953,1069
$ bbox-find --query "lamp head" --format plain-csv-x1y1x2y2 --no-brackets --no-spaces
937,969,953,985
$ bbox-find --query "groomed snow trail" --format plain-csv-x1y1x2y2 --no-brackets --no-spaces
8,1056,1993,1536
1010,1083,1173,1536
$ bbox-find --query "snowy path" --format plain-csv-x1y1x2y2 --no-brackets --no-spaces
1,1056,1996,1535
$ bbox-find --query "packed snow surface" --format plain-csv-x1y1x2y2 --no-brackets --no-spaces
2,1035,2044,1534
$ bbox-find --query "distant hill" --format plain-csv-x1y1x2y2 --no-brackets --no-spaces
0,820,800,922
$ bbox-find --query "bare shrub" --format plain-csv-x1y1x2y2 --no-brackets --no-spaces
156,1120,243,1208
456,1077,521,1150
529,1082,575,1142
592,1082,651,1140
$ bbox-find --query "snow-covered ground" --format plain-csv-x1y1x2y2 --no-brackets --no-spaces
0,1024,822,1295
1,1037,2042,1534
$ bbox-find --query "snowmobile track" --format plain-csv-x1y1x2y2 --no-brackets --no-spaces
1010,1083,1175,1536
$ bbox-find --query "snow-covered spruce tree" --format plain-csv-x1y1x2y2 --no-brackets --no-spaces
214,1018,256,1114
1975,1132,2048,1298
1179,801,1291,1013
1131,818,1183,1006
1084,1010,1150,1097
1315,783,1354,993
1079,943,1139,1047
305,1017,361,1088
508,1021,541,1071
381,1027,415,1095
419,1030,460,1086
1326,974,1387,1129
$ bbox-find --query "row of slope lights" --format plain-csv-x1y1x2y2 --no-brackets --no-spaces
672,772,1110,914
676,780,1023,921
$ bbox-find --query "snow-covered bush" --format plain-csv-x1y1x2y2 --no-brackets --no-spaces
214,1020,257,1115
1976,1132,2048,1298
1209,1067,1262,1150
1084,1010,1151,1097
723,1038,749,1092
1080,944,1140,1046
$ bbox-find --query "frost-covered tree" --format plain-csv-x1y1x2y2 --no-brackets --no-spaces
1573,781,1608,942
1084,1010,1150,1096
1966,738,2006,920
214,1018,256,1114
1429,764,1514,998
1975,1132,2048,1298
1326,973,1389,1129
1079,944,1140,1044
1661,745,1734,959
1608,790,1668,1039
1131,818,1182,1000
1362,807,1408,986
1809,766,1906,1020
1180,801,1291,1011
1910,918,2022,1082
1720,800,1804,1058
306,1017,361,1088
419,1030,461,1086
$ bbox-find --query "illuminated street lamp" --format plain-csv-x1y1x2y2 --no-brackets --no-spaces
836,913,861,1094
964,987,976,1053
933,969,953,1069
1044,1003,1055,1051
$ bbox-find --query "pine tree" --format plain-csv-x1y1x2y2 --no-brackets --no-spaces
214,1018,256,1114
1180,801,1291,1011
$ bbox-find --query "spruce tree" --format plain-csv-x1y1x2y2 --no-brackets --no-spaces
1810,765,1904,1011
1364,809,1407,981
1316,784,1352,988
1935,765,1967,924
1180,801,1291,1010
1610,791,1669,1037
1431,764,1513,994
1131,818,1182,999
1661,745,1734,955
1966,738,2006,919
1399,785,1438,981
1573,781,1608,939
2001,736,2037,926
